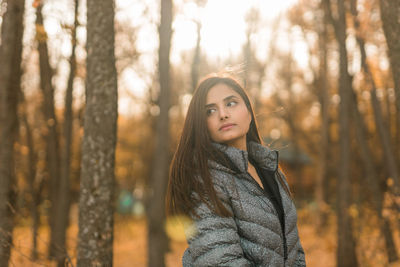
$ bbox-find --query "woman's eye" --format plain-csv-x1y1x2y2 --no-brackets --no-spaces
227,101,237,107
206,108,216,116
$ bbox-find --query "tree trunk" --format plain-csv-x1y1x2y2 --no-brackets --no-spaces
351,0,400,200
255,17,279,125
325,0,359,266
350,88,399,263
19,97,40,260
379,0,400,165
384,80,392,142
23,115,38,259
381,219,398,263
243,30,252,91
242,23,266,115
316,0,330,228
77,0,118,265
147,0,173,266
53,1,79,266
0,0,25,265
191,21,201,93
282,51,303,198
35,3,62,258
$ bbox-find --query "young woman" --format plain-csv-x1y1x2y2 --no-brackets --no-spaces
166,74,306,266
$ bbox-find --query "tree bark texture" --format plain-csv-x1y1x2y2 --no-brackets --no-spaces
0,0,25,265
325,0,359,266
35,4,62,258
54,0,79,266
77,0,118,265
379,0,400,162
147,0,173,266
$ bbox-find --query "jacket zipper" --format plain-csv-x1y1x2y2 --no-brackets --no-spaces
245,171,288,261
242,151,288,261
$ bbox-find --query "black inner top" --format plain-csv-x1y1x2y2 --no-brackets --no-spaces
248,156,287,259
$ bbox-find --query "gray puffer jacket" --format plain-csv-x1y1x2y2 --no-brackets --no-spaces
182,141,306,267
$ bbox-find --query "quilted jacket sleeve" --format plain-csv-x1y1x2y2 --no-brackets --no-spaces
185,181,252,267
295,244,306,267
277,169,307,267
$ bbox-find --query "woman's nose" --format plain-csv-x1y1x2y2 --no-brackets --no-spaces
219,107,229,120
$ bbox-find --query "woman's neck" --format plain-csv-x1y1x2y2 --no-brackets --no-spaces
225,138,247,151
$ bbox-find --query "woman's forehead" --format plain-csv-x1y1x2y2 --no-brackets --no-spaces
206,83,241,104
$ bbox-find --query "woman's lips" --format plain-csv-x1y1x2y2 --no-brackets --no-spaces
219,123,235,131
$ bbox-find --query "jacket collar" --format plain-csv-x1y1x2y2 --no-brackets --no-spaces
209,141,279,174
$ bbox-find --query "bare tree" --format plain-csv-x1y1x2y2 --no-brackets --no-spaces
35,3,62,258
255,16,280,129
350,87,399,263
379,0,400,161
242,7,267,113
325,0,358,265
349,1,399,262
275,49,305,197
53,0,79,265
189,0,207,93
147,0,173,266
19,91,44,260
0,0,25,265
314,0,331,228
77,0,118,265
351,0,400,199
191,20,201,93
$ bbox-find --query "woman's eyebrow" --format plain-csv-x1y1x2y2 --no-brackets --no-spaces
205,95,239,108
223,95,238,102
205,103,216,108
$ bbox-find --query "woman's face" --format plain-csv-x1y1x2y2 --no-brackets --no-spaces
205,83,252,151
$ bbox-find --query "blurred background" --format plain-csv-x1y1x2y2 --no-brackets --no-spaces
1,0,400,266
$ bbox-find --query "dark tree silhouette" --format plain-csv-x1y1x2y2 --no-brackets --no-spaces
325,0,359,266
0,0,25,265
53,0,80,265
35,3,62,258
379,0,400,162
147,0,173,266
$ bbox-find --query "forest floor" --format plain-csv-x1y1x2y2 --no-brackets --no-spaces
8,204,400,267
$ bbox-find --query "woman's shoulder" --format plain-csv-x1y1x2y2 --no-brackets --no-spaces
207,168,241,198
209,167,237,182
192,166,236,190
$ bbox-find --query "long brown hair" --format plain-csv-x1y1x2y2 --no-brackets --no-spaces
166,74,289,217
